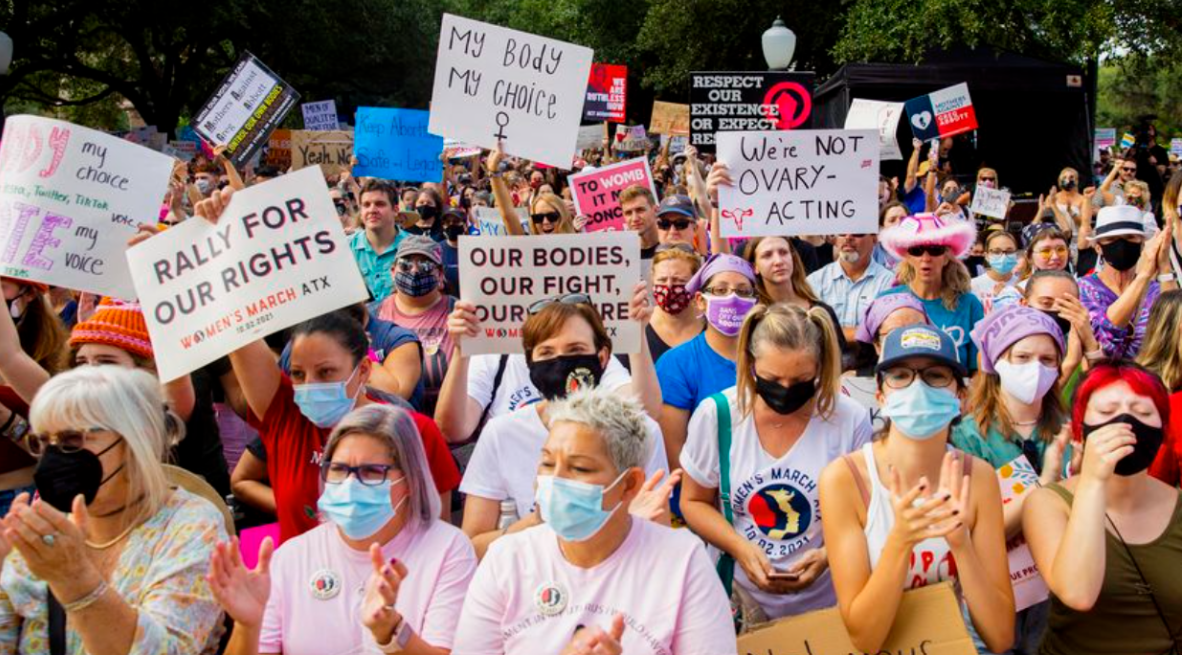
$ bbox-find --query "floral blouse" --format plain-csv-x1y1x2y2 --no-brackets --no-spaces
0,488,227,655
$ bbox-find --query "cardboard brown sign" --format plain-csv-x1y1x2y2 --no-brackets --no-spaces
291,129,353,177
736,583,975,655
650,101,690,136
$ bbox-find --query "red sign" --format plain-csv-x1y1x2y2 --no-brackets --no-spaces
583,64,627,123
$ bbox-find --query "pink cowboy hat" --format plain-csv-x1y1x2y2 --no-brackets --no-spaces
879,212,977,261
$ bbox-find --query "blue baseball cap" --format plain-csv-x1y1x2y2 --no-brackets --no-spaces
875,324,966,378
656,194,696,219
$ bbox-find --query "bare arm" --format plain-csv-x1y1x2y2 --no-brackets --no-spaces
462,495,541,560
657,405,690,473
230,450,276,515
903,139,922,193
0,297,49,404
952,466,1016,653
433,301,485,443
487,145,525,236
368,342,422,400
624,283,663,420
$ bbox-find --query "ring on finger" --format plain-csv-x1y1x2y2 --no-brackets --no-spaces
41,533,56,547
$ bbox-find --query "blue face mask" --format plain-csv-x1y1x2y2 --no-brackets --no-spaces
987,253,1018,275
293,367,360,428
535,472,626,542
317,476,406,540
882,380,961,440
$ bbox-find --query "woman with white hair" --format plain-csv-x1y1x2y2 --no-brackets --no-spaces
0,366,228,654
453,387,737,655
209,405,476,655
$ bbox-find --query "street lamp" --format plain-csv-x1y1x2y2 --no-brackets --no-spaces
0,32,12,76
761,17,796,71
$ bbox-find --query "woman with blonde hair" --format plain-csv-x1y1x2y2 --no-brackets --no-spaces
486,145,576,236
680,304,871,622
648,246,705,362
0,366,228,654
1137,289,1182,393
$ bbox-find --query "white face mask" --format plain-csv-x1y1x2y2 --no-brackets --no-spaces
995,359,1059,405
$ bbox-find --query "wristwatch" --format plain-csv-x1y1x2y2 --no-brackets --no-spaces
3,414,28,444
378,617,413,653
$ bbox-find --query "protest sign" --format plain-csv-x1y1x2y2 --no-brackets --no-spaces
443,138,482,159
715,129,879,238
1094,127,1116,153
428,14,594,168
997,456,1050,611
301,100,339,131
1119,132,1136,150
167,141,198,162
690,72,816,152
569,158,655,233
970,186,1011,220
576,124,605,151
904,83,977,142
845,98,904,160
0,115,173,299
126,167,368,382
737,582,975,655
458,232,639,355
265,129,292,169
291,130,353,178
583,63,626,123
474,206,530,236
354,108,443,183
650,101,690,136
1171,138,1182,158
193,52,299,168
615,125,648,152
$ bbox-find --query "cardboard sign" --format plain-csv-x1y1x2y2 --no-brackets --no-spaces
904,83,977,141
576,124,606,151
845,98,904,160
458,232,640,355
126,167,368,382
0,115,173,299
569,158,655,233
583,63,627,123
650,101,690,136
969,186,1011,220
716,129,879,238
738,582,975,655
354,108,443,183
473,206,530,236
265,129,292,169
690,72,816,152
428,14,594,168
615,124,648,152
291,130,354,178
997,456,1050,611
193,52,299,168
301,100,339,131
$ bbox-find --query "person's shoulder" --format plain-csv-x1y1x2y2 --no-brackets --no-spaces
831,393,870,423
485,404,543,436
348,229,369,250
167,487,227,526
271,522,335,564
951,415,986,444
483,522,552,564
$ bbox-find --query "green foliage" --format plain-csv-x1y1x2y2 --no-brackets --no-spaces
1096,59,1182,138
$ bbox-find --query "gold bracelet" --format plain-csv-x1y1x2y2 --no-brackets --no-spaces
62,580,109,613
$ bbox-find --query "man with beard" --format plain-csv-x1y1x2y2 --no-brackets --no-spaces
807,232,895,344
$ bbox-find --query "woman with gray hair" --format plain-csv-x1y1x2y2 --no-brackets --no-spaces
209,405,476,655
0,366,228,654
453,387,737,655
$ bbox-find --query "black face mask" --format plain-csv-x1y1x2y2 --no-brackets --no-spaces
33,439,124,512
444,224,465,242
754,375,817,415
1100,239,1142,272
528,354,604,401
1042,310,1074,338
416,205,440,222
1059,178,1077,190
1082,413,1164,476
403,225,427,236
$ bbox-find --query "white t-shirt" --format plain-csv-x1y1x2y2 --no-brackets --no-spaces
680,388,872,618
468,354,632,418
970,273,1017,312
460,403,669,519
260,520,477,655
452,520,738,655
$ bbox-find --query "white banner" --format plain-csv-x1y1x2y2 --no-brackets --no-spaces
845,99,904,160
457,232,640,355
0,115,173,299
473,206,530,236
428,14,594,168
716,129,879,237
970,187,1011,220
127,167,369,381
302,100,340,131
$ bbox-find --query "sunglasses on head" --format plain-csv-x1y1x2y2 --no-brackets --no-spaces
907,245,947,257
528,293,591,315
531,211,561,224
657,218,693,231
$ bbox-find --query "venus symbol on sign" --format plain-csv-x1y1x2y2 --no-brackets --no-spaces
493,111,510,140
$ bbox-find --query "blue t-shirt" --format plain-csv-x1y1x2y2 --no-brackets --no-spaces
878,286,984,373
902,186,926,215
441,242,460,297
656,331,737,412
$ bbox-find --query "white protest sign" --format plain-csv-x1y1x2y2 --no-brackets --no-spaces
576,124,605,151
0,115,173,299
428,14,594,168
126,167,369,382
845,99,903,160
458,232,640,355
997,456,1050,611
716,129,879,238
970,186,1011,220
302,100,339,131
474,206,530,236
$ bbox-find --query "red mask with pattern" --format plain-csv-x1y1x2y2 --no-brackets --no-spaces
653,284,692,315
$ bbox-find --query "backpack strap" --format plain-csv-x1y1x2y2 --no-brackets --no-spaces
457,354,510,447
710,393,738,596
842,454,871,508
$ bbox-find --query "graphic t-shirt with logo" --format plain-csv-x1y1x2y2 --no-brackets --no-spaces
467,354,632,421
681,388,872,618
878,286,983,373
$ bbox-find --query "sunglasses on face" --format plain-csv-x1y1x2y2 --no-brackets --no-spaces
1121,167,1137,173
26,427,112,457
1035,246,1068,258
320,462,400,486
907,245,947,257
333,201,349,216
978,177,997,183
528,293,591,315
657,218,693,231
396,259,438,274
531,212,561,224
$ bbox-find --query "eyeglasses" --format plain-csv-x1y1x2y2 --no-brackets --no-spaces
333,201,349,216
396,259,438,274
1121,167,1137,173
26,427,111,457
531,212,561,224
879,366,957,389
528,293,591,315
1034,245,1068,259
657,218,693,231
702,286,757,299
987,248,1017,256
320,462,400,486
907,245,947,257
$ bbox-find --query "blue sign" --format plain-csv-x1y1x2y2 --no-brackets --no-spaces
903,95,940,142
353,108,443,183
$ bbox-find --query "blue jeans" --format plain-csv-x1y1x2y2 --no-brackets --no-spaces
965,600,1049,655
0,484,36,518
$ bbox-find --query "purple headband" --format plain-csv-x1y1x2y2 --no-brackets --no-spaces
854,293,929,344
970,304,1066,374
686,253,756,296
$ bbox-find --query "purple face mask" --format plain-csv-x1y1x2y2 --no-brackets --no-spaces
705,294,757,336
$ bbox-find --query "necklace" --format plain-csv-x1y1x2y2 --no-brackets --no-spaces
86,519,140,550
1012,419,1039,427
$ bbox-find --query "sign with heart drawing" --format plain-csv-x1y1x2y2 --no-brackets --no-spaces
904,83,977,141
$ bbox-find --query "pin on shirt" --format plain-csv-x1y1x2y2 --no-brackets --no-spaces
310,568,342,600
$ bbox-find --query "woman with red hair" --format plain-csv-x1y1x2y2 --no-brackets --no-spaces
1023,360,1182,655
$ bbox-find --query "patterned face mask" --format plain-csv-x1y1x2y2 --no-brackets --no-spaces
653,283,692,315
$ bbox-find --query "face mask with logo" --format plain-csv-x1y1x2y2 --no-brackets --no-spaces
394,270,437,297
755,375,816,415
528,354,603,401
1082,413,1164,476
293,367,361,428
1100,239,1142,272
33,439,125,512
705,293,757,337
317,476,406,539
653,284,691,315
995,359,1059,405
882,380,961,440
987,253,1019,275
535,472,626,542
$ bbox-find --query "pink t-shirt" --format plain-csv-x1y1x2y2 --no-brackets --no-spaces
452,519,738,655
259,519,476,655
